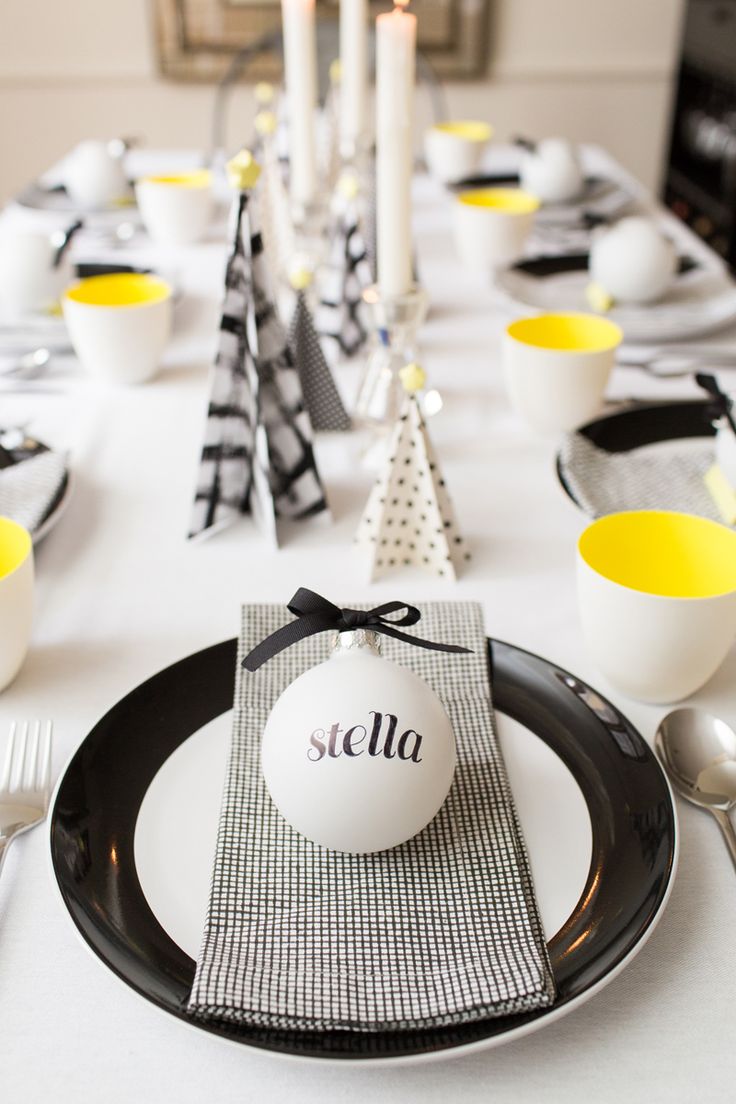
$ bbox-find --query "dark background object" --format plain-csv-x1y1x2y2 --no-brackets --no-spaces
664,0,736,269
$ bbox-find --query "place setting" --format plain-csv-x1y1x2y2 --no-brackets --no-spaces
3,0,736,1098
493,225,736,345
429,126,736,347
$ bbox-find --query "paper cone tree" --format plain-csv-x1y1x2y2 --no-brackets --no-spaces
287,271,351,432
190,150,327,546
315,171,373,364
355,364,469,580
254,110,295,290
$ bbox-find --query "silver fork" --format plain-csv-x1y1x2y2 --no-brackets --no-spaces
0,721,53,881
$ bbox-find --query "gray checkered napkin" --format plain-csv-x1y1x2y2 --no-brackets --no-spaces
559,432,722,521
187,601,555,1032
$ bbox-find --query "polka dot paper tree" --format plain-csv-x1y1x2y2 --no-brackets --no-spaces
287,268,351,433
355,364,469,581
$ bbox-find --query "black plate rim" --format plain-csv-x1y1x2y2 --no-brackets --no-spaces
48,637,677,1064
556,398,717,512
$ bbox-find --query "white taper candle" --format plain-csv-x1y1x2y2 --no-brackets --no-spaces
339,0,369,157
376,2,416,298
281,0,318,209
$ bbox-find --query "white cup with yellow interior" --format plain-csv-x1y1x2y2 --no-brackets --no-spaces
453,188,539,273
63,272,173,385
577,510,736,703
503,312,622,434
0,518,34,692
424,121,493,185
135,170,213,247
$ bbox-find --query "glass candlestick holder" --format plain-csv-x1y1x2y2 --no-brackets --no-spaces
354,283,429,435
291,197,330,274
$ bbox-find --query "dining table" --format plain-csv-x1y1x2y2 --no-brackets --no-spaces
2,143,736,1103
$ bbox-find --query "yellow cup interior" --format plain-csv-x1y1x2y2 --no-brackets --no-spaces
433,121,493,142
579,510,736,599
457,188,540,214
507,312,623,353
0,517,32,580
65,273,171,308
139,170,212,189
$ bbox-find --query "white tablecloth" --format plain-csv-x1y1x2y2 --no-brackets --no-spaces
2,147,736,1103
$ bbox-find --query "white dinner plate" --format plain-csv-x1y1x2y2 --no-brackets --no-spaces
496,258,736,344
49,638,676,1064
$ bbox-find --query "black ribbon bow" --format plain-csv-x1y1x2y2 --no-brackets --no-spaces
242,588,472,672
697,372,736,436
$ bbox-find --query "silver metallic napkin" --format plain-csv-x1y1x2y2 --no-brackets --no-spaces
0,449,67,534
559,432,721,521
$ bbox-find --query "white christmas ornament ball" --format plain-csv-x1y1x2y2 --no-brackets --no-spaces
589,216,677,304
519,138,584,204
261,632,457,854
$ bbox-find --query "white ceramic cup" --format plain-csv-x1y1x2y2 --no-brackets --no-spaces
0,518,34,692
503,312,623,434
135,171,214,247
0,230,73,315
63,140,129,209
424,121,493,185
577,510,736,703
62,272,173,385
452,188,539,273
518,138,584,204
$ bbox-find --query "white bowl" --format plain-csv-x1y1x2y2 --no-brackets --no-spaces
577,510,736,703
135,171,214,247
0,518,34,692
424,120,493,185
503,312,622,434
453,188,539,274
63,272,173,386
519,139,584,204
63,140,128,209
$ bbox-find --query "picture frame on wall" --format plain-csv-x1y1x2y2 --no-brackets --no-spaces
153,0,491,83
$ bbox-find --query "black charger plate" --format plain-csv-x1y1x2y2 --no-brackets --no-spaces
49,638,676,1062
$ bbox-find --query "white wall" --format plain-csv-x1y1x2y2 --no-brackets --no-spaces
0,0,686,201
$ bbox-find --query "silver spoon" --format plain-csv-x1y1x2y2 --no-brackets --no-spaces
656,708,736,871
0,347,52,379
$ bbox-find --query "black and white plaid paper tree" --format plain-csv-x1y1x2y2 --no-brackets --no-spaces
190,150,328,546
287,273,351,433
315,171,373,365
355,364,469,581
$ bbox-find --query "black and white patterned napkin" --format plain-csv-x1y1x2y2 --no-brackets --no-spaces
0,449,67,535
559,432,722,521
187,602,555,1033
